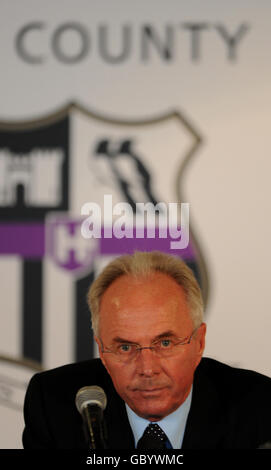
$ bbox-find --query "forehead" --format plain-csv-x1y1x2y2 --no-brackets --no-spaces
99,272,192,339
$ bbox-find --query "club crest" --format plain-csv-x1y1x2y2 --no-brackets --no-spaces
0,102,209,367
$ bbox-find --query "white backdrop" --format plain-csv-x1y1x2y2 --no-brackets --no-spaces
0,0,270,448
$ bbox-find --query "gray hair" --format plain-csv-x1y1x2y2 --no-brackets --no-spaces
87,251,204,336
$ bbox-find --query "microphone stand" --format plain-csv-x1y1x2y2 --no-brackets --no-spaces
82,404,107,449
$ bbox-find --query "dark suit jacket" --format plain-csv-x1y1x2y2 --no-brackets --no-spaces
22,357,271,449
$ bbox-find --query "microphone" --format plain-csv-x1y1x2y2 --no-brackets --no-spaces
75,385,107,449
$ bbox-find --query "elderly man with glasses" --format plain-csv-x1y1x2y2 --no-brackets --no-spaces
23,251,271,449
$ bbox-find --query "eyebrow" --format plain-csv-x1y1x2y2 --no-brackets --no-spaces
112,331,178,344
155,331,178,340
112,337,136,345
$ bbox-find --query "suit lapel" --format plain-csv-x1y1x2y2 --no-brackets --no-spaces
104,384,135,449
182,360,226,449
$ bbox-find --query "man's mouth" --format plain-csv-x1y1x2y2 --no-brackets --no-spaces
132,387,166,396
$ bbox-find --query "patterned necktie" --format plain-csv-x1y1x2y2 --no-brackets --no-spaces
137,423,168,449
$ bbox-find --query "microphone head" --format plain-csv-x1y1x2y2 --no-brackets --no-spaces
75,386,107,414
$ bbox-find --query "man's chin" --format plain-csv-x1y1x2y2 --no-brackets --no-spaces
132,406,168,421
128,398,173,421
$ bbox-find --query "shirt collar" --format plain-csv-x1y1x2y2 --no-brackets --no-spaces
125,387,193,449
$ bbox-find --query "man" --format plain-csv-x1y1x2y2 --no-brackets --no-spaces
23,251,271,449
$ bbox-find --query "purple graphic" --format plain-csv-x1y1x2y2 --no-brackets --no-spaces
0,219,196,267
0,223,45,257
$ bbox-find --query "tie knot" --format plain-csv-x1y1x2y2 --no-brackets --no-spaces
137,423,168,449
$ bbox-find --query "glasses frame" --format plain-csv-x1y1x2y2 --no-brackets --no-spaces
99,324,202,360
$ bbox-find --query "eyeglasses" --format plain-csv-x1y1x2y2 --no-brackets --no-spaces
100,325,201,363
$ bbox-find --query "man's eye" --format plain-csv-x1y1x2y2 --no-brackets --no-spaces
118,344,132,353
160,339,172,348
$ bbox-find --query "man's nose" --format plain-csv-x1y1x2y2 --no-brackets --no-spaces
135,347,161,376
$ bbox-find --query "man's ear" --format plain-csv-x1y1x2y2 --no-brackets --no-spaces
94,336,109,371
195,322,207,366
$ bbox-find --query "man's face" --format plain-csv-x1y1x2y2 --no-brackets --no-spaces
96,272,206,421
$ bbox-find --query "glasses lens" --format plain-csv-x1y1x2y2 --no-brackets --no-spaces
116,344,137,362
